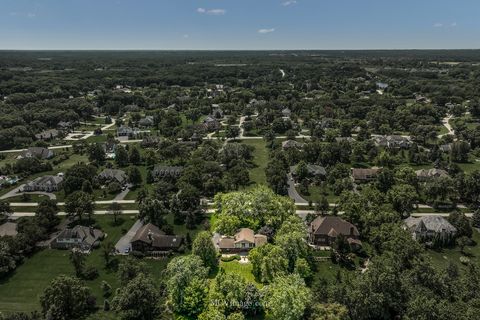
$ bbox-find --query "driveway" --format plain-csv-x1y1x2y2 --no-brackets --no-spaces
287,174,308,204
114,185,131,201
114,219,143,254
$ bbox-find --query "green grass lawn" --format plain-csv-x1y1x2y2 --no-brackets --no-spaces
301,184,340,203
0,215,157,315
238,139,268,186
5,194,50,203
219,260,260,286
427,229,480,271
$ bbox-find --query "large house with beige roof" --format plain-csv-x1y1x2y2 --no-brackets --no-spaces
214,228,267,253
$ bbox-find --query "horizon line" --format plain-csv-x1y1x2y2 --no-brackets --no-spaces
1,48,480,52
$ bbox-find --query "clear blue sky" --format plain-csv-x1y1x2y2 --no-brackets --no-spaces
1,0,479,50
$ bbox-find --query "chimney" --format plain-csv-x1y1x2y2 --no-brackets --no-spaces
89,226,95,236
147,230,153,242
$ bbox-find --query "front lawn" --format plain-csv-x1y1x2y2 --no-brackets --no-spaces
238,139,268,186
427,229,480,271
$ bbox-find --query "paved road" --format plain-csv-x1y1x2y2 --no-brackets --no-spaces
114,185,131,201
279,69,286,78
8,199,135,207
115,219,143,254
439,114,455,138
10,209,139,218
287,174,309,204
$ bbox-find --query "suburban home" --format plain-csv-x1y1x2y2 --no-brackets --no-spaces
138,115,155,127
35,129,60,141
211,104,224,118
97,169,128,186
415,168,449,181
117,125,138,137
57,121,73,131
0,222,18,237
23,175,63,192
213,228,268,253
282,140,304,150
373,135,411,149
51,225,104,251
141,136,161,148
335,137,355,143
290,164,327,180
439,143,452,153
152,165,183,181
308,215,361,249
202,116,221,132
352,168,382,183
130,223,183,253
17,147,54,160
403,216,457,243
281,107,291,118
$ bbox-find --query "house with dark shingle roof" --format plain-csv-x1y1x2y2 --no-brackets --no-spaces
23,175,63,192
17,147,54,160
138,116,155,128
415,168,449,182
97,169,128,186
152,165,183,181
352,168,381,183
35,129,60,141
51,225,104,252
308,216,361,248
131,223,183,253
290,164,327,180
282,140,304,150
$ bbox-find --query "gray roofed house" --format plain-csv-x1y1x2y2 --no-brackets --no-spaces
202,116,221,132
335,137,355,143
282,140,304,150
0,222,17,237
23,175,63,192
57,121,73,131
352,168,381,182
281,107,291,118
97,169,128,185
152,165,183,181
138,116,155,127
117,125,138,137
415,168,449,181
51,225,104,252
35,129,60,141
131,223,183,253
439,144,452,153
404,216,457,243
373,135,411,149
290,164,327,179
17,147,54,160
141,136,161,148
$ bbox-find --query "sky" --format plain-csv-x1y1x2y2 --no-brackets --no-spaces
1,0,479,50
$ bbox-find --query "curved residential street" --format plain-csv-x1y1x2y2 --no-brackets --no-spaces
439,114,454,138
287,173,309,204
